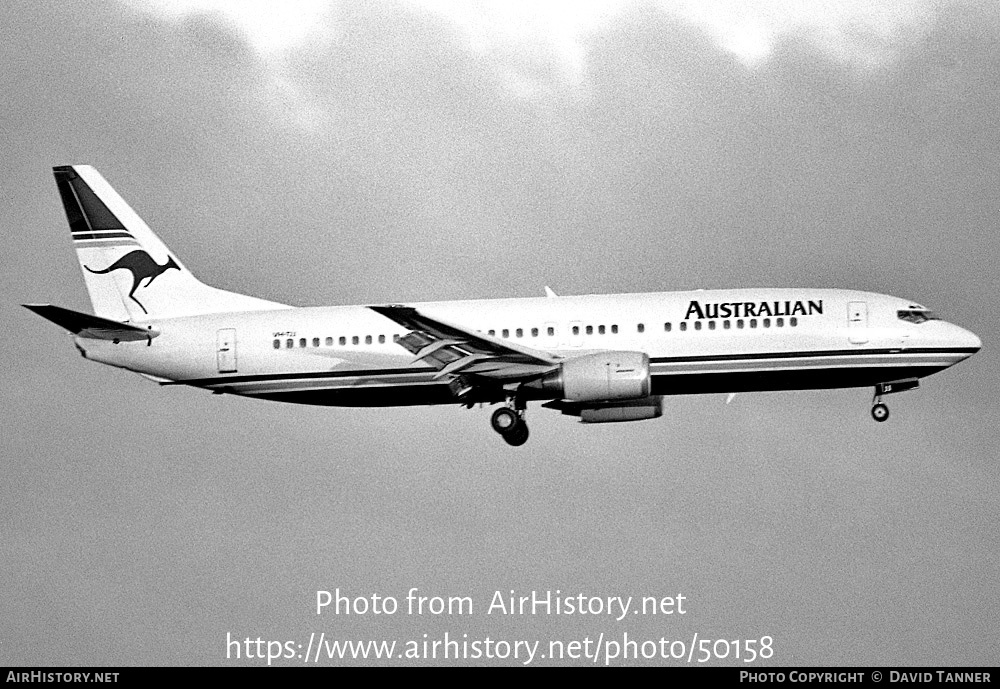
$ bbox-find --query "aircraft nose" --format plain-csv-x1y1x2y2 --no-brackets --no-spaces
963,327,982,352
951,324,981,352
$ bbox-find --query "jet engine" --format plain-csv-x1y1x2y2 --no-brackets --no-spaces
529,351,651,402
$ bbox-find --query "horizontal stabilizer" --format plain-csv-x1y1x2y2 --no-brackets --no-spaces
23,304,158,342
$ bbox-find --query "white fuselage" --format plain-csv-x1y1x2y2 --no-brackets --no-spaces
76,288,981,407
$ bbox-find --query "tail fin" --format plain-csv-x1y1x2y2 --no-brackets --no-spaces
53,165,287,321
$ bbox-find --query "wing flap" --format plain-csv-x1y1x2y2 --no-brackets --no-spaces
370,304,557,383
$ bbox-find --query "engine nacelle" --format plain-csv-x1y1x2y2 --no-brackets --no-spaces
532,351,651,403
580,397,663,423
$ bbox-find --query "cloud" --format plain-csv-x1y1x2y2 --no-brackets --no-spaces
123,0,950,84
122,0,334,54
114,0,960,135
660,0,941,67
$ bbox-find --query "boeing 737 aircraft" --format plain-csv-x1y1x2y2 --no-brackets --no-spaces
25,166,981,446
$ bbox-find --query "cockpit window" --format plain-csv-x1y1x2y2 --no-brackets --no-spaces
897,309,940,324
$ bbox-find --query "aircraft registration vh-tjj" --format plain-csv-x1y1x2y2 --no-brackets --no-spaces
25,166,982,446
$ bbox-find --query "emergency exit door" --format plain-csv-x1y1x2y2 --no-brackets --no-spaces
217,328,238,373
848,302,868,344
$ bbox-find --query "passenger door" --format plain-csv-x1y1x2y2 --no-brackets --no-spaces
217,328,238,373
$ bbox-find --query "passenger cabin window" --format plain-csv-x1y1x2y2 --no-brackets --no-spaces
694,321,701,330
286,338,294,348
547,326,555,336
365,335,372,344
776,318,783,327
611,324,618,334
750,319,757,328
763,318,770,328
352,336,359,345
664,322,671,332
516,328,523,338
586,325,593,335
379,335,385,344
724,320,731,329
708,321,716,330
680,322,687,331
572,326,580,335
737,320,744,329
637,323,645,333
531,327,538,337
299,338,307,348
340,336,347,345
598,325,605,335
326,337,333,346
488,329,495,336
313,337,320,347
789,317,797,327
502,329,509,338
273,339,280,349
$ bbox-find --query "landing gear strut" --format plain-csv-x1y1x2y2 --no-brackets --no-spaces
871,384,890,422
869,379,918,423
491,393,529,446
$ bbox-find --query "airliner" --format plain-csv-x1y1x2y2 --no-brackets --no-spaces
25,166,982,446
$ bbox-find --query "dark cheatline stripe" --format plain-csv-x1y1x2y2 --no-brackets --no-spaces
73,238,140,247
648,347,978,365
253,383,458,407
161,367,434,386
649,365,944,396
53,166,125,233
218,364,948,407
163,347,973,390
54,168,91,235
72,231,135,241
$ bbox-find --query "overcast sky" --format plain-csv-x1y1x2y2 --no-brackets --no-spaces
2,0,998,666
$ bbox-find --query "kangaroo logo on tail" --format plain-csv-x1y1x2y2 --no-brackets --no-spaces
85,250,180,314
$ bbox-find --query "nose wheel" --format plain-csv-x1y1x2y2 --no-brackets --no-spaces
491,400,529,447
871,402,889,422
869,380,916,423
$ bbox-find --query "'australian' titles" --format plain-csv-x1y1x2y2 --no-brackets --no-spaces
684,299,823,320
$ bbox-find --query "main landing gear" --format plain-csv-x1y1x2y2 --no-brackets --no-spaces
491,398,529,447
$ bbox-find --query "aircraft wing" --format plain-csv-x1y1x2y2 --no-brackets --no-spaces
23,303,158,342
368,305,559,382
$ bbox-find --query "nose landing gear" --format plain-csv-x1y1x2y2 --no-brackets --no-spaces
490,396,529,447
869,379,919,423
